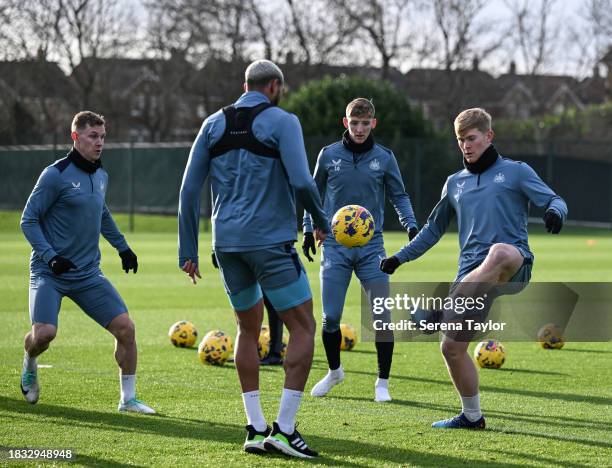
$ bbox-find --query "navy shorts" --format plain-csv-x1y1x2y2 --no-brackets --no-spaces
215,243,312,312
29,272,127,328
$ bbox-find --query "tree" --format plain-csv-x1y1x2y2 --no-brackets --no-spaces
329,0,413,79
430,0,506,70
282,0,350,67
281,75,432,138
503,0,560,75
567,0,612,77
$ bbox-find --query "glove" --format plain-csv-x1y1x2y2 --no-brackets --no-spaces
408,227,419,241
302,232,316,262
48,256,76,275
211,251,219,269
119,248,138,273
380,256,401,275
543,210,562,234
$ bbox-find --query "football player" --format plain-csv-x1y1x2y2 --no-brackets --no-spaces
381,108,567,428
20,111,154,414
303,98,418,402
179,60,328,458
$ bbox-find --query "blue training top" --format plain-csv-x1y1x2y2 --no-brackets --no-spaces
21,149,129,280
395,148,568,280
303,138,418,244
178,91,328,266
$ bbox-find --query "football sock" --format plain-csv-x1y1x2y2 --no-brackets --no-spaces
120,374,136,403
375,340,394,379
461,394,482,421
23,352,37,373
322,329,342,370
242,390,267,432
277,388,303,434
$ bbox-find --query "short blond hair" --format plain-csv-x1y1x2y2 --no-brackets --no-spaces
346,98,375,118
71,111,105,132
454,108,491,136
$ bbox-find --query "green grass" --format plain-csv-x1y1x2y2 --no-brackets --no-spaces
1,211,611,466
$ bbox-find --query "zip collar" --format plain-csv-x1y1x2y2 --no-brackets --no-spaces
463,144,498,174
342,130,374,154
68,147,101,174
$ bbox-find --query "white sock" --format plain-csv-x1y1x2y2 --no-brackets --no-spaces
277,389,303,434
461,394,482,421
23,352,37,373
120,374,136,403
242,390,267,432
329,366,344,379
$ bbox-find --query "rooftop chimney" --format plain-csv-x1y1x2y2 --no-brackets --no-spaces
509,61,516,75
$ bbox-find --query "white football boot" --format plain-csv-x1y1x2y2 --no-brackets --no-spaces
21,369,40,404
374,378,392,402
310,366,345,397
118,398,156,414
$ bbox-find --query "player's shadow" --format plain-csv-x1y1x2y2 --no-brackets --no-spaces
0,396,530,467
494,367,569,376
342,349,376,355
341,369,612,406
328,395,610,450
481,449,591,468
559,348,612,354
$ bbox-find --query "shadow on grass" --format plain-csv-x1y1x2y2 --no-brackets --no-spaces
560,348,612,355
0,396,526,467
494,367,569,376
482,449,591,468
342,369,612,406
325,396,611,451
0,445,145,467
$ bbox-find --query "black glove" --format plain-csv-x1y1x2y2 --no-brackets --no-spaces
408,227,419,241
380,256,401,275
211,251,219,269
302,232,316,262
119,248,138,273
543,210,562,234
48,256,76,275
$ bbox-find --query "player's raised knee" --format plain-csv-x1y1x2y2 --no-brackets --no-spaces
486,243,517,267
33,324,57,345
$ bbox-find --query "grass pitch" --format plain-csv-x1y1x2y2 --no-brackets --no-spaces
0,211,611,466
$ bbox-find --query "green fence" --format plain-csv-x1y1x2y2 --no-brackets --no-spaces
2,138,611,230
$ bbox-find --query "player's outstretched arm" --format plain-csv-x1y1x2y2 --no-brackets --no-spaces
101,204,137,273
518,163,568,234
382,178,455,273
302,149,329,261
178,122,211,269
384,151,419,238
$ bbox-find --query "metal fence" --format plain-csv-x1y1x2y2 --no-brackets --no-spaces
1,138,611,230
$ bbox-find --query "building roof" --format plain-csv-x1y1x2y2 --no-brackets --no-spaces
0,60,76,99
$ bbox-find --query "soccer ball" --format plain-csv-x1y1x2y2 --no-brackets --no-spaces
198,330,234,366
257,327,270,360
168,320,198,348
332,205,375,248
340,323,357,351
258,326,289,359
537,323,565,349
474,340,506,369
279,334,288,359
